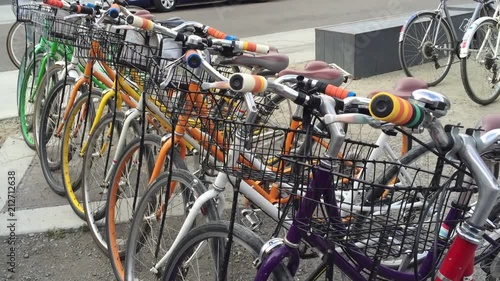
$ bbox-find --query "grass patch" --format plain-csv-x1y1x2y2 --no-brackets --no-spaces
46,228,66,240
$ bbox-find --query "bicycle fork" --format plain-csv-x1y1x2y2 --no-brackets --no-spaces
436,133,500,281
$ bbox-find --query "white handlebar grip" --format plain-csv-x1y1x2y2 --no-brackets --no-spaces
126,15,154,30
229,73,268,93
235,41,270,54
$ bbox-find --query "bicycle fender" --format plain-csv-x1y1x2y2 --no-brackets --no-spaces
399,11,437,43
459,16,497,59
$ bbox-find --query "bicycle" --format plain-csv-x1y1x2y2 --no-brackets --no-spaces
160,76,500,280
98,29,294,281
398,0,495,86
459,0,500,105
7,21,31,69
121,71,456,281
41,5,294,279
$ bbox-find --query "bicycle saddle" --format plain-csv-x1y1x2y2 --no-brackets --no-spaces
477,114,500,133
278,61,344,86
134,9,155,20
476,114,500,161
219,53,290,74
157,17,186,28
368,77,427,99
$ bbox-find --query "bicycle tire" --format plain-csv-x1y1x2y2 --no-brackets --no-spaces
33,63,65,155
7,21,25,69
19,53,46,150
82,111,141,255
122,167,219,281
399,12,454,87
61,90,106,219
106,134,198,280
460,18,500,105
161,221,293,281
17,42,38,116
38,77,84,195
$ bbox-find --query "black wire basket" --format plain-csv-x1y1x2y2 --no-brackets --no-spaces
73,25,126,63
273,148,476,270
13,2,55,23
116,30,180,72
33,15,89,46
13,4,58,23
149,86,338,183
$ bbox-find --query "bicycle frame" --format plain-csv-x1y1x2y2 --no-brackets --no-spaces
399,0,493,50
134,68,444,277
141,88,298,274
438,0,488,42
436,128,500,280
252,112,500,281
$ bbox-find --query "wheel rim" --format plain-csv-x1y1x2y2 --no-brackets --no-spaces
462,21,500,103
9,22,27,68
160,0,174,9
400,14,453,86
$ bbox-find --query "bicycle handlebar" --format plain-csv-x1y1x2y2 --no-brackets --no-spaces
230,73,355,99
125,14,270,54
184,49,202,68
42,0,99,15
43,0,65,9
206,27,237,40
70,3,94,15
229,74,269,93
368,92,424,129
108,3,120,18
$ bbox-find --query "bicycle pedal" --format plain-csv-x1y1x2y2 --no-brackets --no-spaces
299,244,319,259
241,209,263,231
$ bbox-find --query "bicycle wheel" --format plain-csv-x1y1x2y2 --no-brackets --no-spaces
38,77,85,195
122,168,219,281
399,12,454,86
61,90,107,219
82,111,140,255
161,221,292,281
33,63,65,154
19,53,46,150
7,22,27,69
461,19,500,105
238,93,296,166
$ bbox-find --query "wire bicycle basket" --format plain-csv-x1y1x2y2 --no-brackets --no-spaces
274,146,476,274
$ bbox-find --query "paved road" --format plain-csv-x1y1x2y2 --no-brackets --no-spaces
0,0,473,72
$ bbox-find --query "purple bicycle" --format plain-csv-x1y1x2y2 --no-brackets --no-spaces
160,74,500,281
